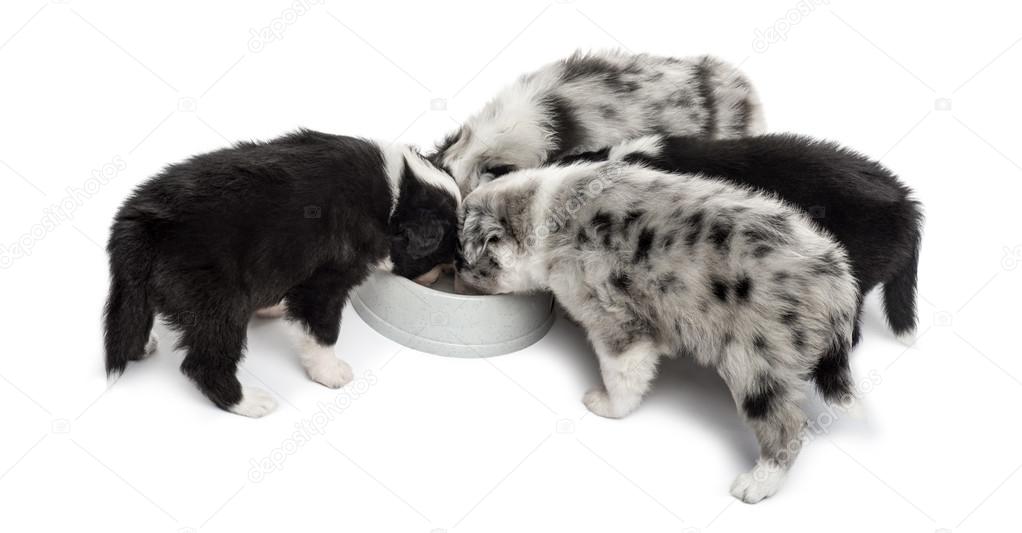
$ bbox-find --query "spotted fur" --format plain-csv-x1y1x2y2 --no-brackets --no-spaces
432,50,764,196
558,133,924,343
457,161,858,503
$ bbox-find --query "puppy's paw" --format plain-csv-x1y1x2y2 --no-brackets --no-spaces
583,388,621,418
229,387,277,418
255,302,287,319
142,332,159,358
306,357,353,389
730,461,786,504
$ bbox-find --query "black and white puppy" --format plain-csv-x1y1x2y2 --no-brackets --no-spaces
104,129,460,416
558,134,923,343
431,50,764,196
457,162,858,503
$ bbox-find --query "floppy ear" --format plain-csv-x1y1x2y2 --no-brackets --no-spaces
461,208,506,265
396,209,448,259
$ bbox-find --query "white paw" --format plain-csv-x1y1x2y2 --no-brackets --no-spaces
306,357,353,389
229,387,278,418
583,388,620,418
730,461,787,504
142,332,159,358
255,302,287,319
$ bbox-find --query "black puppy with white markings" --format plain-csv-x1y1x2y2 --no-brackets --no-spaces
104,129,460,416
559,134,923,343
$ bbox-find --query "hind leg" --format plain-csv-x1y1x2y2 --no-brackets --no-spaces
129,314,158,361
285,265,358,388
583,338,662,419
719,347,807,503
178,314,276,417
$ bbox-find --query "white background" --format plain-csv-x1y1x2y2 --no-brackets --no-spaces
1,1,1020,531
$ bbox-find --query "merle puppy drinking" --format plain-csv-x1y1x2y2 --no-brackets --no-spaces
559,133,923,342
457,161,859,503
431,50,764,196
104,129,460,417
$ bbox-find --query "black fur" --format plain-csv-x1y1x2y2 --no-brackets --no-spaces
693,58,718,136
103,130,458,412
811,335,853,403
560,133,924,341
543,95,586,161
742,373,779,420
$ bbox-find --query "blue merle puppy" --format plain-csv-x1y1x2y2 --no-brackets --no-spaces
558,134,924,343
456,161,859,503
104,130,460,417
431,50,764,197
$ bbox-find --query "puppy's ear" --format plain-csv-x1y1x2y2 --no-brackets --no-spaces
461,207,506,264
395,209,449,259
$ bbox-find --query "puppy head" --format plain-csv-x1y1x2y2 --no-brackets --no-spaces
431,88,555,197
389,153,461,281
455,175,539,294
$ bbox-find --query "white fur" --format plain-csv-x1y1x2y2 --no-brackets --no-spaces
608,135,664,161
289,321,353,389
730,460,788,504
229,387,277,418
380,142,461,216
583,340,663,418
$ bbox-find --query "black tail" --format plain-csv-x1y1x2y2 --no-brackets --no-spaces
104,218,156,376
811,331,853,404
882,213,922,337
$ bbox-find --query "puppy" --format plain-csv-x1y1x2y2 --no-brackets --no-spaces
457,162,858,503
559,134,923,342
431,50,764,196
104,129,460,417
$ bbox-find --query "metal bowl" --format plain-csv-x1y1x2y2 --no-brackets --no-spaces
351,271,556,357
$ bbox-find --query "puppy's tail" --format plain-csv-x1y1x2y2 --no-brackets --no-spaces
882,213,922,337
104,217,156,376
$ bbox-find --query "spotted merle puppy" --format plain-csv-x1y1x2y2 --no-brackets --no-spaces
558,134,923,343
432,50,764,196
457,162,858,503
104,129,460,417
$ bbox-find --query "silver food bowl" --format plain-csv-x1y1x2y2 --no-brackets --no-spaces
351,271,556,357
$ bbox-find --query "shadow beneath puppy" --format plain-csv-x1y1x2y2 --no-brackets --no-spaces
652,355,760,463
547,305,760,463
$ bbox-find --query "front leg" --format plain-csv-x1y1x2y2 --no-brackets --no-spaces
583,338,662,418
285,266,357,388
